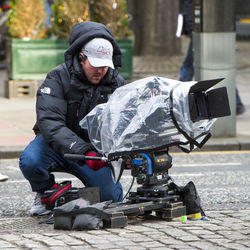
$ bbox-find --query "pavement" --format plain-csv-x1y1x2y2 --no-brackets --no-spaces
0,39,249,249
0,210,249,249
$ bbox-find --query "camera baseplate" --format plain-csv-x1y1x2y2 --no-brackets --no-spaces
102,186,186,228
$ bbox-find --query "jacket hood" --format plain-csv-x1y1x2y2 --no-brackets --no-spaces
64,22,122,76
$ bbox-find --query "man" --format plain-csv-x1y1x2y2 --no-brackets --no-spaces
19,21,126,216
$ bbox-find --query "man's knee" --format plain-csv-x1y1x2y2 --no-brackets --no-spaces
19,150,43,180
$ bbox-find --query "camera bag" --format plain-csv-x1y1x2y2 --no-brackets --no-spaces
53,198,109,230
170,181,205,216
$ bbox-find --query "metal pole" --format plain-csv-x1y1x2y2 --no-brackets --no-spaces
193,0,236,137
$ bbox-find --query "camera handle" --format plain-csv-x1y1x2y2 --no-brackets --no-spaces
64,153,108,162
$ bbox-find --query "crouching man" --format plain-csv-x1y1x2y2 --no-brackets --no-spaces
19,21,125,216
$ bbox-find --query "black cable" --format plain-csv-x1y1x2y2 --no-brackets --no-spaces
122,176,135,201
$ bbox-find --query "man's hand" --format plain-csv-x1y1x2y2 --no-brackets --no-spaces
85,151,106,171
125,158,132,169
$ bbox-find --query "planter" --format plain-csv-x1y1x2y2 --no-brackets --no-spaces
8,39,68,80
116,38,133,79
9,38,133,81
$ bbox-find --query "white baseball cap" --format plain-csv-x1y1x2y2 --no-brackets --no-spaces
81,38,114,69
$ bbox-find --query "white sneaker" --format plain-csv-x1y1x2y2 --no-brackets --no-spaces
0,173,8,182
29,193,51,216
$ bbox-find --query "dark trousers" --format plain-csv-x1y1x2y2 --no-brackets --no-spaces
19,136,123,202
180,37,194,82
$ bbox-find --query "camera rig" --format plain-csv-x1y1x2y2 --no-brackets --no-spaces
64,149,186,228
127,151,173,201
64,146,211,228
63,76,231,228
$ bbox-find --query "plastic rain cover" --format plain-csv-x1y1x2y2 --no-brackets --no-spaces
79,76,216,158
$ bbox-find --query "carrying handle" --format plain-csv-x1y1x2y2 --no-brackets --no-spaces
64,153,108,162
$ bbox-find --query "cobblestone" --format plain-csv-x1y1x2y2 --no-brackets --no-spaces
0,210,248,249
167,245,194,249
0,240,16,249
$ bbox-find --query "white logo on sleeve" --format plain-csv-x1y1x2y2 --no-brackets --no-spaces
70,141,76,149
40,87,51,94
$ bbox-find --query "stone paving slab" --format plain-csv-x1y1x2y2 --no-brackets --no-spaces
0,210,249,249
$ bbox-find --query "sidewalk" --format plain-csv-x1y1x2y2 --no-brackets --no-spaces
0,40,250,159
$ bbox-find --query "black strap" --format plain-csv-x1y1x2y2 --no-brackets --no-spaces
169,88,211,152
53,206,105,220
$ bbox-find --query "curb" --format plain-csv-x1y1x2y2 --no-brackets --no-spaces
198,137,250,152
1,137,250,160
0,146,24,159
170,137,250,153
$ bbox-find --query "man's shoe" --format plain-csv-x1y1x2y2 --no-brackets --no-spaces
0,173,8,182
40,181,72,210
236,103,246,115
29,192,51,216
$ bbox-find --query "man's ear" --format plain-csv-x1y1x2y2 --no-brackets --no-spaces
79,53,84,62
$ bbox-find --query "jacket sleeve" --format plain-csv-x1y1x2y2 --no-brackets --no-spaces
36,69,92,156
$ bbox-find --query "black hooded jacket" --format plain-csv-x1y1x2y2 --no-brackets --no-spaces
33,22,126,156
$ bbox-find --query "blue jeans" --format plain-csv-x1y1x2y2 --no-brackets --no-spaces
236,88,243,106
44,0,52,28
19,136,123,202
179,37,194,82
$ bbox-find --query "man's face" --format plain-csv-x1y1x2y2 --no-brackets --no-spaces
80,55,109,84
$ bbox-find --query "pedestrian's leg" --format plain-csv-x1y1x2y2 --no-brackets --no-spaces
44,0,52,29
179,37,194,82
236,88,246,115
236,88,242,105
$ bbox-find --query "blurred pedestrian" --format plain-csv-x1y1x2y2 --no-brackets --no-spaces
177,0,246,115
178,0,194,82
44,0,54,29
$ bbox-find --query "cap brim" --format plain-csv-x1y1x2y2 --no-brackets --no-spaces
88,57,114,70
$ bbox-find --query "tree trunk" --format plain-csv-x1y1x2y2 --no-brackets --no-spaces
127,0,181,56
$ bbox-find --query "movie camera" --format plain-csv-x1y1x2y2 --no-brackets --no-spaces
63,76,231,227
